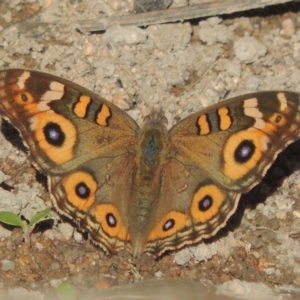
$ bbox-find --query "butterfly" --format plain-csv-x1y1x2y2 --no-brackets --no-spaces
0,69,299,257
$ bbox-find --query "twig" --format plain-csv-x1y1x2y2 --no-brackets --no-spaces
78,0,294,33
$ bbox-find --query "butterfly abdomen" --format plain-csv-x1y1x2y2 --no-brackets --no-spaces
127,113,170,254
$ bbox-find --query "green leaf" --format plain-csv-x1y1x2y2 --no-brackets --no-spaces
29,208,51,226
56,282,78,300
0,211,25,229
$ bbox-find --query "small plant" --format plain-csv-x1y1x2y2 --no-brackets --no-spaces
56,282,78,300
0,208,51,246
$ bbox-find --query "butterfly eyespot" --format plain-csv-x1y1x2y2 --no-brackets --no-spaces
21,93,28,102
269,113,286,127
191,184,225,223
15,91,34,105
106,213,117,228
275,114,282,123
75,182,90,199
234,140,255,163
223,129,269,180
198,195,213,212
44,122,65,147
33,112,77,164
91,204,129,240
63,171,97,211
147,212,187,241
163,219,175,231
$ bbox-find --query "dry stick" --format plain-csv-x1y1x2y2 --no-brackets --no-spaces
78,0,294,32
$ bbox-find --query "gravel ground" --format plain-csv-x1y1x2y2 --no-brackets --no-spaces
1,0,300,299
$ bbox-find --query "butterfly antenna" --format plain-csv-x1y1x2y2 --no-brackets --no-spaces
179,55,221,99
106,44,151,112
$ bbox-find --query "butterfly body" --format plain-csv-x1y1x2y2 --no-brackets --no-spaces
0,69,300,257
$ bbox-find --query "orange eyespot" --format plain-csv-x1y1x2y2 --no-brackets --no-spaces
191,184,226,223
63,171,97,211
147,211,187,241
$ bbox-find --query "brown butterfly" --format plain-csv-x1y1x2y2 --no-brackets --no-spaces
1,69,299,256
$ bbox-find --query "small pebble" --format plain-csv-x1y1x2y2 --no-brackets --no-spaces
281,19,295,36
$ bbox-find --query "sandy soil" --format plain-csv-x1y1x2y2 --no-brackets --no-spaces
0,0,300,299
